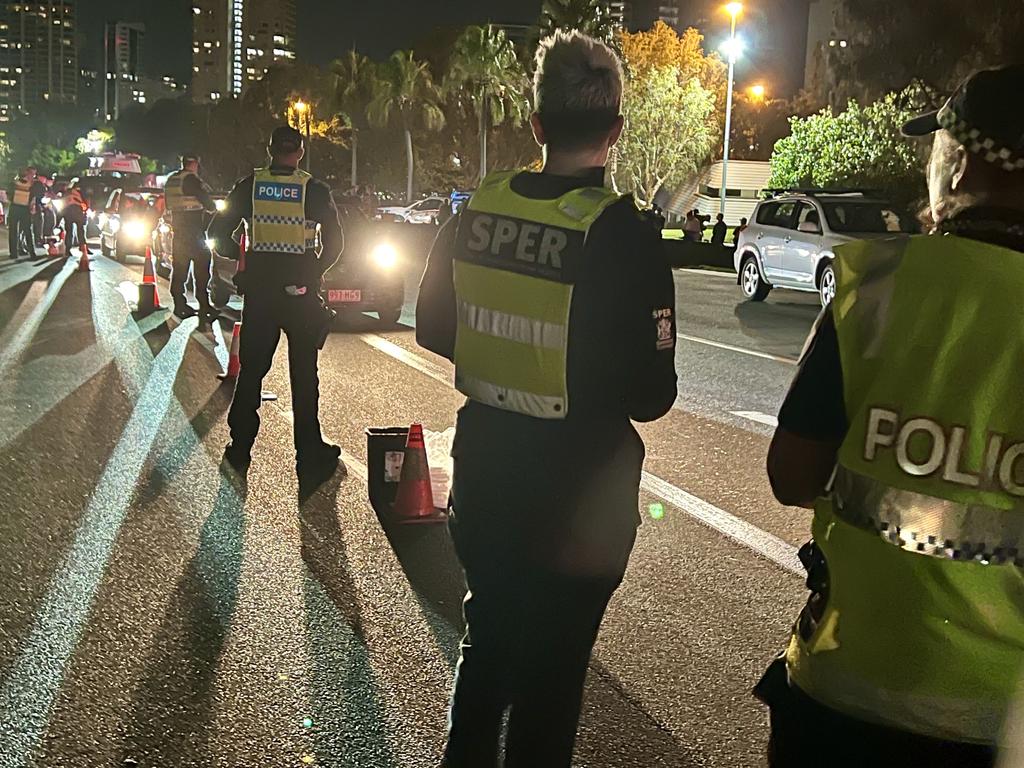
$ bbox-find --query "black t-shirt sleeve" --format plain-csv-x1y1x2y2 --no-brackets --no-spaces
777,305,847,441
415,214,459,361
206,175,252,259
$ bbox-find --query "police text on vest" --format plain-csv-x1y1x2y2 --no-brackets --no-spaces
865,408,1024,496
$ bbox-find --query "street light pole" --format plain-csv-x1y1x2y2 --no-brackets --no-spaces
720,3,742,218
305,109,312,172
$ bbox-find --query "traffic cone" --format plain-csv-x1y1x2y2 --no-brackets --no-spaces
76,239,90,270
218,322,242,381
391,424,447,524
142,246,156,284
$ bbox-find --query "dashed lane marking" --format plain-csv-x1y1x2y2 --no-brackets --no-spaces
730,410,779,428
359,334,803,577
677,333,798,365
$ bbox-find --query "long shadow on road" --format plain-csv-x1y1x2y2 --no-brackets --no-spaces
120,471,245,766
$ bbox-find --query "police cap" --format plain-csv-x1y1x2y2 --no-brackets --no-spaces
269,125,304,155
181,152,200,165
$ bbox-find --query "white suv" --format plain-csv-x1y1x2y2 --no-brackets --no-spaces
735,192,911,306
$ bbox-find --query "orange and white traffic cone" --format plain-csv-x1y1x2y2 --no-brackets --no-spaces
142,246,157,284
218,322,242,381
391,424,447,524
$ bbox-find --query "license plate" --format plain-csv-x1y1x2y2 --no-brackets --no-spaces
328,289,362,303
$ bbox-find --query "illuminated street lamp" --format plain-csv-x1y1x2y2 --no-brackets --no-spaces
719,2,743,217
749,83,766,101
291,99,312,171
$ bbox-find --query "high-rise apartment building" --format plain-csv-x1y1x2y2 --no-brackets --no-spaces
0,0,78,122
191,0,296,103
609,1,686,32
103,22,143,122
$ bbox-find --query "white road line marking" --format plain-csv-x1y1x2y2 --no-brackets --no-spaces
272,406,369,482
730,410,779,428
358,333,450,386
640,472,802,576
677,333,798,365
361,334,803,578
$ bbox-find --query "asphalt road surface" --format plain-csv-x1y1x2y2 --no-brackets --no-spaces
0,239,823,768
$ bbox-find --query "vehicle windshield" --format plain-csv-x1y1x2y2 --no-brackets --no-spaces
822,201,910,233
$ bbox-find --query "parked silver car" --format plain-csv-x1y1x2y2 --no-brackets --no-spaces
734,191,912,306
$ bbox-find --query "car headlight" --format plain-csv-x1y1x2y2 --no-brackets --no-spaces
108,217,120,233
159,223,170,234
371,242,398,270
205,238,216,250
51,199,65,212
87,210,96,220
122,219,147,241
214,199,227,212
41,196,51,206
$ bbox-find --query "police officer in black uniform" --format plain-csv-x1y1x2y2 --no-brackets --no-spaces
417,32,678,768
208,126,345,487
165,153,217,321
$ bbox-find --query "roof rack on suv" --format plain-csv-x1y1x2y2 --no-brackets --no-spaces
761,187,876,199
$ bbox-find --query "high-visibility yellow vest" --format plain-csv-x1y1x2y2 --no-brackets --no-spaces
786,234,1024,744
65,187,87,211
452,170,621,419
12,177,31,207
250,167,317,254
164,170,204,212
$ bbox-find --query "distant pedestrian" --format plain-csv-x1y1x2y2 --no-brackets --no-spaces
733,217,748,247
683,209,701,241
436,197,453,227
711,213,727,245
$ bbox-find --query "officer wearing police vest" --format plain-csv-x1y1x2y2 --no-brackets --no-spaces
208,126,344,487
759,65,1024,766
165,153,217,321
60,179,89,249
417,32,678,767
6,167,37,259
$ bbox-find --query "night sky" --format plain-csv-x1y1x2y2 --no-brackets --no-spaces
80,0,807,94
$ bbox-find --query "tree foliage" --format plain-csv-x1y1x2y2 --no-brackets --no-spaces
825,0,1024,108
767,93,924,206
538,0,618,44
613,66,716,206
613,23,722,206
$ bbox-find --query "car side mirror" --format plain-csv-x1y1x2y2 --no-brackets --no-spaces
798,221,821,234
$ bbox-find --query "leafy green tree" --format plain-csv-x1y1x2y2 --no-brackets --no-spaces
767,93,924,206
538,0,618,44
444,25,530,184
367,50,446,203
612,65,716,206
331,50,376,188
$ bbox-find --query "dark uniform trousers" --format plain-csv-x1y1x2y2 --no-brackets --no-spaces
170,217,213,314
62,209,86,248
227,287,325,456
8,204,35,257
443,408,641,768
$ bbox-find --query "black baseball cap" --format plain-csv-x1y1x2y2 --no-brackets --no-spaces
269,125,304,154
181,152,200,164
902,65,1024,172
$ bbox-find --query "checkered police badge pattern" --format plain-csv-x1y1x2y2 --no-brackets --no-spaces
938,105,1024,172
253,213,305,226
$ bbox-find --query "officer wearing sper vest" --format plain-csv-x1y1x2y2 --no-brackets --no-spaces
165,153,217,320
6,167,37,259
417,32,677,768
759,65,1024,766
208,126,345,489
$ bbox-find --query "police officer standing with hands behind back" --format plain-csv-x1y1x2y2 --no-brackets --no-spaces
165,153,217,321
208,126,345,489
417,31,678,768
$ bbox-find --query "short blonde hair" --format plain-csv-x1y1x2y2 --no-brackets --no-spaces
533,31,623,148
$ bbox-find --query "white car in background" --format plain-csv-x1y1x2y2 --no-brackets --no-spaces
376,196,447,224
734,190,912,306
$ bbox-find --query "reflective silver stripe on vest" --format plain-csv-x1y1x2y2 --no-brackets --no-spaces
457,300,566,350
455,371,566,419
833,467,1024,565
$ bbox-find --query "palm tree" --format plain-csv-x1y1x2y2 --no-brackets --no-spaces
444,26,530,184
331,50,375,188
367,50,445,204
538,0,618,42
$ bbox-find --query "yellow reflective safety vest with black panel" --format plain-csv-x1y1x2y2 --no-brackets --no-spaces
164,170,204,212
250,168,317,254
786,234,1024,744
12,177,31,207
452,170,621,419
